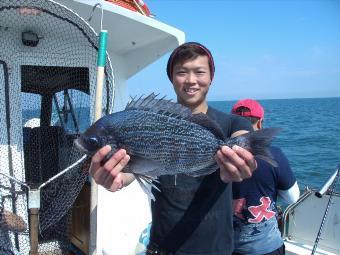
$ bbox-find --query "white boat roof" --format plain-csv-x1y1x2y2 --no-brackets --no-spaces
56,0,185,79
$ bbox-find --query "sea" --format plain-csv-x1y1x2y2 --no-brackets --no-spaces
209,97,340,192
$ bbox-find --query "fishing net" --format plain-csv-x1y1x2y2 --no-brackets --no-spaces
0,0,114,254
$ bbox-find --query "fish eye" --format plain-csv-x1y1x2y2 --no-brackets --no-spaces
86,136,101,149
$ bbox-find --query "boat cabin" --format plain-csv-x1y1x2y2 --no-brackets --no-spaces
0,0,184,254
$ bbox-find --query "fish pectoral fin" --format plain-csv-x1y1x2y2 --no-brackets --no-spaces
123,156,162,200
135,173,160,190
186,164,219,177
127,156,163,175
135,177,155,200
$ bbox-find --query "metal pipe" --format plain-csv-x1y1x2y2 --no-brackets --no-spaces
0,172,29,189
281,188,312,238
315,165,340,197
39,155,87,189
65,90,80,133
53,95,66,130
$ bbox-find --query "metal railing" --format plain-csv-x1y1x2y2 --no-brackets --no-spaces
282,164,340,254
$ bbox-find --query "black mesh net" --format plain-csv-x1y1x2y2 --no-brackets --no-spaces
0,0,114,254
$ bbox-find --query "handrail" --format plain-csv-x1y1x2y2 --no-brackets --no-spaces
315,165,340,197
282,187,312,239
282,164,340,241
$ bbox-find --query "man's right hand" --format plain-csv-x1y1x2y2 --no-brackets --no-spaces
89,145,133,191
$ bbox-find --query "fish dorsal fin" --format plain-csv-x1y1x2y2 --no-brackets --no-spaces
186,113,225,140
125,93,192,119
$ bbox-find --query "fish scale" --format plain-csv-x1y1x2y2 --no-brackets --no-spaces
75,93,280,197
110,110,219,172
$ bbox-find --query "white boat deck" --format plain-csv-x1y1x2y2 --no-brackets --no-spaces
285,239,337,255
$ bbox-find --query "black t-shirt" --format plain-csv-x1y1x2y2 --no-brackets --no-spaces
149,107,252,255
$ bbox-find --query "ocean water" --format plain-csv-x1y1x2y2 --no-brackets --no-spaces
209,97,340,192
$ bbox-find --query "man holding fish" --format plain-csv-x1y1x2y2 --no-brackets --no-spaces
87,42,260,255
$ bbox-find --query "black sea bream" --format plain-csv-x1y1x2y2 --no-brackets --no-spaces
75,93,279,190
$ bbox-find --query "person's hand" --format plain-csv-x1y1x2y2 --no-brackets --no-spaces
89,145,132,191
215,145,257,183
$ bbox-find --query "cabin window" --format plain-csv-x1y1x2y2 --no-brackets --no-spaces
21,65,91,134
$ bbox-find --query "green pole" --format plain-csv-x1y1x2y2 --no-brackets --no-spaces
95,30,108,120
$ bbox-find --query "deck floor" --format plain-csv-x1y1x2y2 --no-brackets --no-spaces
285,240,338,255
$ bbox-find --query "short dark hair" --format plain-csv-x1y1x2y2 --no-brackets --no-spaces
166,42,215,82
233,106,260,125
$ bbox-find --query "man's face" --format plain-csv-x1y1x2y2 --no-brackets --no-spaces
172,55,212,111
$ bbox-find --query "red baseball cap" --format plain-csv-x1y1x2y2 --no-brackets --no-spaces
231,99,264,119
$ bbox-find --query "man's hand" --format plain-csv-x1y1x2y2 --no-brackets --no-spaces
89,145,133,191
215,145,257,183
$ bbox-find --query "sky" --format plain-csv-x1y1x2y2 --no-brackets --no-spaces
127,0,340,101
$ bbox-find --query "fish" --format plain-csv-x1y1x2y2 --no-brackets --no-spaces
75,93,280,197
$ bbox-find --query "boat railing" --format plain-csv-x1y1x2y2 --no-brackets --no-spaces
315,164,340,197
53,90,80,134
283,164,340,238
282,164,340,254
311,165,340,255
282,186,313,238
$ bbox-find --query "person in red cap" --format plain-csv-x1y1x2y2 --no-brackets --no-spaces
231,99,264,124
88,42,258,255
231,99,300,255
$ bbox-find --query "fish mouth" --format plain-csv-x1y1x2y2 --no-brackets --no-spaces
74,138,93,156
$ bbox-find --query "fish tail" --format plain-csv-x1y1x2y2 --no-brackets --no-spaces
229,127,281,167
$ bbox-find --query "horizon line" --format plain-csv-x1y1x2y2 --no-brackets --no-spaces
208,95,340,102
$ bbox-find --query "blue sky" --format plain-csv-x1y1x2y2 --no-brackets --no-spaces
128,0,340,101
